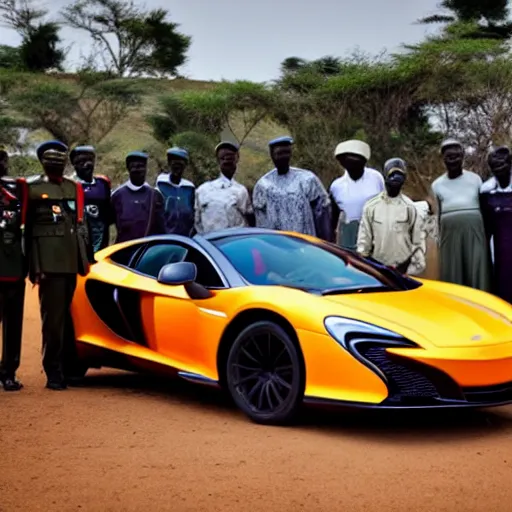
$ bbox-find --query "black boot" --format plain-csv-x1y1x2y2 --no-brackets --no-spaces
46,379,67,391
1,375,23,391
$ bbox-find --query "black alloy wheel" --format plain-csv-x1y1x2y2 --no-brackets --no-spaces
226,321,304,425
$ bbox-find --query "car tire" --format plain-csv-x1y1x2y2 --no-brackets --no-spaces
226,321,304,425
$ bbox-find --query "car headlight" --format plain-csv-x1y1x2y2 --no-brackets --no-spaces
324,316,419,385
324,316,418,351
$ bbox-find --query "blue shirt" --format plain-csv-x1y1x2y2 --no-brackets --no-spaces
156,175,195,236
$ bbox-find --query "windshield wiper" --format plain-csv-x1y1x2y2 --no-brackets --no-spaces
320,285,392,296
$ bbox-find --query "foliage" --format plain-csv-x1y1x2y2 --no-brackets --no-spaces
20,22,66,72
61,0,191,77
419,0,512,40
148,81,276,153
0,45,23,69
9,72,142,146
0,71,31,149
171,131,218,184
8,154,40,176
0,0,66,71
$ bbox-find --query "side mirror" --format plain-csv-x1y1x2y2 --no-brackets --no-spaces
157,262,197,286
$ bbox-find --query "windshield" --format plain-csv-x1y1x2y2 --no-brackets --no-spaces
212,233,416,294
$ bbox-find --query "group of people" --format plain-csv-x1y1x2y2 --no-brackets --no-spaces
433,139,512,304
0,133,509,393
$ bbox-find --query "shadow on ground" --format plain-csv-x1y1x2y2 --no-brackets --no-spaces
81,368,512,443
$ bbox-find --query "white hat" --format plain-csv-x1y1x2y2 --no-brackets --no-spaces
440,138,462,153
334,140,371,161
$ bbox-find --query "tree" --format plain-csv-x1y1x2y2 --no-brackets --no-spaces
149,81,275,146
280,57,307,75
0,0,66,71
420,0,512,39
20,22,65,72
9,71,142,146
61,0,191,77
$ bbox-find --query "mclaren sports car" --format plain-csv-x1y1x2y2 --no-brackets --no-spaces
71,228,512,424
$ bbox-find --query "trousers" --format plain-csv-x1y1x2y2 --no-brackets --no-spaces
38,274,80,382
0,279,26,379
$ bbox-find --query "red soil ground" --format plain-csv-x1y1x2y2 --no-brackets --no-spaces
1,285,512,512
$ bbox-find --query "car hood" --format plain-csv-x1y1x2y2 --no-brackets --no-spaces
322,285,512,348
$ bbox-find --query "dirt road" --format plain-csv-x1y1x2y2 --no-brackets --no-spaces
1,286,512,512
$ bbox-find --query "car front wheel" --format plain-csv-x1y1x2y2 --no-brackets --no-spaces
226,321,304,425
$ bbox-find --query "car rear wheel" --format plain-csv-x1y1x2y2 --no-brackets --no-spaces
226,321,304,425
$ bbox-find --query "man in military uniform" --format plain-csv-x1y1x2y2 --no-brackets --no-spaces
69,145,112,257
26,140,89,390
0,147,28,391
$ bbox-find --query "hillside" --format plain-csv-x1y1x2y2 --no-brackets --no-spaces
16,76,285,187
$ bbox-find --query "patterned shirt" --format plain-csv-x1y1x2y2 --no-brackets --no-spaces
357,192,426,275
252,167,330,237
194,174,253,234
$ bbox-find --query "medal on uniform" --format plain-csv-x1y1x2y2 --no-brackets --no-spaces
52,204,62,223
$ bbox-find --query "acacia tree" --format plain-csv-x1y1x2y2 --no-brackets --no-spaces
10,71,142,147
61,0,191,77
150,81,275,145
148,81,276,185
0,0,65,71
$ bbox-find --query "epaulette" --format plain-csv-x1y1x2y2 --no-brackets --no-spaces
25,174,42,184
96,174,112,187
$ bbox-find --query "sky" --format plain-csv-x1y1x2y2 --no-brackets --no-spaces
2,0,441,82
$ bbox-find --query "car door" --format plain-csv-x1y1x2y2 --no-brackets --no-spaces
125,241,227,370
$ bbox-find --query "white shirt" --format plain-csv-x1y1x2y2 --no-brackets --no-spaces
357,192,426,275
330,168,385,223
194,174,253,234
480,175,512,194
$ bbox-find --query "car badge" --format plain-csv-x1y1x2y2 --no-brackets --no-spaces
471,334,482,341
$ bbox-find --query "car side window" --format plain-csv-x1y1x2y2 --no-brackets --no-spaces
134,244,188,278
110,243,146,267
184,248,224,288
132,243,225,288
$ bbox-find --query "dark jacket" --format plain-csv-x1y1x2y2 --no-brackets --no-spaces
111,182,166,243
0,177,28,281
25,176,89,282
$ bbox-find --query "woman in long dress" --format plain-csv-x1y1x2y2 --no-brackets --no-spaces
431,139,491,291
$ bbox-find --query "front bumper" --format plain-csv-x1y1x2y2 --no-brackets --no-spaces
304,391,512,410
336,342,512,408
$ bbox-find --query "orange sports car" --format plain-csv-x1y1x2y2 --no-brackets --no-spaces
71,228,512,425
